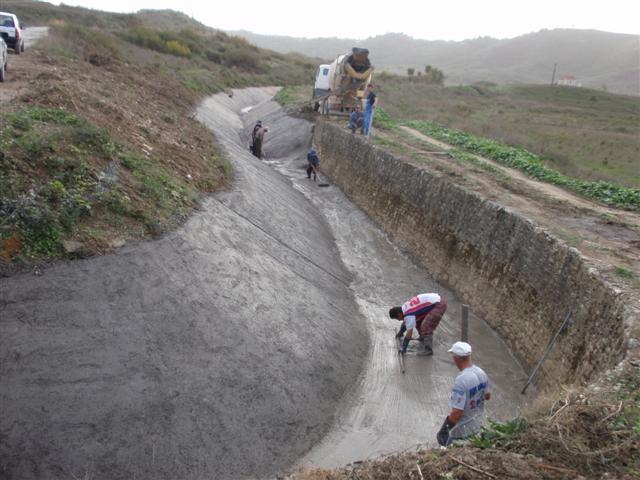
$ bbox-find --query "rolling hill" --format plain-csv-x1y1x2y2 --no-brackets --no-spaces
232,29,640,95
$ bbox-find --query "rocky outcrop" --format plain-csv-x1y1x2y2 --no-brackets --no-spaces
314,121,627,387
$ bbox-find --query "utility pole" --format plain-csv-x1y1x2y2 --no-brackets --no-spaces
550,63,557,86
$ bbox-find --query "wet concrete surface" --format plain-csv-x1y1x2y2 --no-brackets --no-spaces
0,87,530,479
0,88,367,479
240,95,531,468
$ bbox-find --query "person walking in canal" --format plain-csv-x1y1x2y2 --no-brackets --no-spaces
437,341,491,446
389,292,447,356
306,147,320,181
251,121,268,159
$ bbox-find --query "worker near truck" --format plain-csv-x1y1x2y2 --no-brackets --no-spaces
348,106,363,133
389,292,447,356
437,341,491,446
362,84,377,136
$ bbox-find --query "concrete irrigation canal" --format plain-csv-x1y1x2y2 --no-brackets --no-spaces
5,86,584,480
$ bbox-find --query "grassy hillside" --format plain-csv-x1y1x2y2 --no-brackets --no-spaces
374,75,640,189
0,1,316,267
234,29,640,95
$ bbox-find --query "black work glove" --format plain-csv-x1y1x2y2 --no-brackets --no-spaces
436,417,455,447
395,324,406,339
399,337,410,354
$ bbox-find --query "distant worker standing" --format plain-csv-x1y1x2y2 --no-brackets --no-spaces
250,120,262,155
437,342,491,446
306,148,320,181
361,83,377,136
348,106,364,134
252,122,269,159
389,292,447,356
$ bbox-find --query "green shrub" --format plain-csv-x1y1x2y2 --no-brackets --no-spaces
374,108,397,129
470,418,528,449
223,47,264,72
164,39,191,57
72,124,117,154
51,23,122,62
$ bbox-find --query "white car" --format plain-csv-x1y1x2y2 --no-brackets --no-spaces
0,12,24,54
0,37,7,82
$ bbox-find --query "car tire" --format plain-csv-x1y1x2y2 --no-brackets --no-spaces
0,64,5,82
14,45,20,55
20,41,24,53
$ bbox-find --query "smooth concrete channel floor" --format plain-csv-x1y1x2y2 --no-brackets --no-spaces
218,90,531,468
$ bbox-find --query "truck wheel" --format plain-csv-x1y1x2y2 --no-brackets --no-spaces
14,45,20,55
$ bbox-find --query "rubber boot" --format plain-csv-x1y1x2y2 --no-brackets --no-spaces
417,335,434,356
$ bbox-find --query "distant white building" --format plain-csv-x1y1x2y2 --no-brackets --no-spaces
557,75,582,87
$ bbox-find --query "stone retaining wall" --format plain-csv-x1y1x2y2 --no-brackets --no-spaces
314,121,627,387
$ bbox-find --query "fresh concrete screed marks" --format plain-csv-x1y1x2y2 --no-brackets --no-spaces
0,88,528,479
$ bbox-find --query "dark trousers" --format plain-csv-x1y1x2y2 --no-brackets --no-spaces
252,140,262,158
416,298,447,338
306,165,317,179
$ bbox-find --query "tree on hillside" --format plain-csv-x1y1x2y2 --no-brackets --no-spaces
407,67,415,76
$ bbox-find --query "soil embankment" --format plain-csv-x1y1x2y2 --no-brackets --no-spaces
313,121,633,388
0,88,367,480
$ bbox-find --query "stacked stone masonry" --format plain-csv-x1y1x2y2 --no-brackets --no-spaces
314,121,627,388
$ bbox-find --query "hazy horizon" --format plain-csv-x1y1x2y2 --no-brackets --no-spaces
56,0,640,42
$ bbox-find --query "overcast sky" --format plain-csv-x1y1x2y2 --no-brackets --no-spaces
57,0,640,40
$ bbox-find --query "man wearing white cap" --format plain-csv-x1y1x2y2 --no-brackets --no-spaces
437,341,491,446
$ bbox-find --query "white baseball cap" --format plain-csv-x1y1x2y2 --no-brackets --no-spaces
448,341,472,356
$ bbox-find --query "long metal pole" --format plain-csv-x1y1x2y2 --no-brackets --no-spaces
461,304,469,342
396,336,405,374
521,311,572,394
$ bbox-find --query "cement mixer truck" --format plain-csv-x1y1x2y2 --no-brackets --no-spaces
312,47,373,114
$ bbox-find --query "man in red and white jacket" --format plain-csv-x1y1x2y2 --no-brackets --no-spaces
389,293,448,356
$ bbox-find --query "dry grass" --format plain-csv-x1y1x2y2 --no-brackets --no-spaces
291,367,640,480
375,75,640,189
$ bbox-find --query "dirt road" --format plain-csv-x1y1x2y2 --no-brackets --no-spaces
0,26,48,102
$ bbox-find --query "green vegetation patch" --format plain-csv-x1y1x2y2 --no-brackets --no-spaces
614,266,635,279
0,108,201,260
373,108,398,130
406,120,640,210
470,417,528,449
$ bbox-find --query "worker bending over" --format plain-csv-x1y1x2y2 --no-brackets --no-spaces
389,292,447,356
